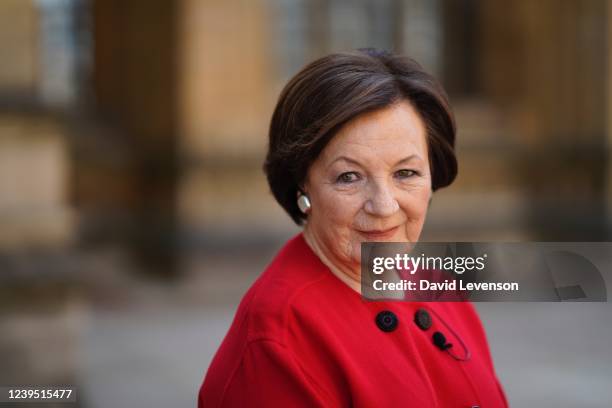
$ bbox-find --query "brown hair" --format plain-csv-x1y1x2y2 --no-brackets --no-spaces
264,48,457,225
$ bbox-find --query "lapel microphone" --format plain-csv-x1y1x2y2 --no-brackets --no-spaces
432,331,453,351
427,307,471,361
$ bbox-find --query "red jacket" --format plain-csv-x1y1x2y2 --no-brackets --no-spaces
199,234,508,407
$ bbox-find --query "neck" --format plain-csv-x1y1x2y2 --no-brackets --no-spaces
302,227,362,294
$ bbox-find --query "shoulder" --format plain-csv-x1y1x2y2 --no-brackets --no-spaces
199,235,345,405
235,234,342,343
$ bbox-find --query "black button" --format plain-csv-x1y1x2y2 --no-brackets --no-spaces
375,310,398,332
414,308,432,330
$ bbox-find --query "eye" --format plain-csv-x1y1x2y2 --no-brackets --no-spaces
395,169,418,179
336,171,361,184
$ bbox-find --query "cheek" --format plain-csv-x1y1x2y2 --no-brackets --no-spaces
315,188,363,226
310,188,364,261
400,180,431,209
401,191,430,215
397,189,431,237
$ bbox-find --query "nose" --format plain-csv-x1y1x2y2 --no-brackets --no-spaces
364,180,399,217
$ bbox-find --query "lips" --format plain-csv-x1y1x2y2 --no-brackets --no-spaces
356,226,400,240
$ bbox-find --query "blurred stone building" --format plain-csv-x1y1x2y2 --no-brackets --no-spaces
0,0,611,267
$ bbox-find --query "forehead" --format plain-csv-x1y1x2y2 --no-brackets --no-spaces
320,101,427,163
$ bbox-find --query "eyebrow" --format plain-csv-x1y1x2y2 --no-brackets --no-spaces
327,154,422,169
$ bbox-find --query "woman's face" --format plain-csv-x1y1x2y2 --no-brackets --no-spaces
303,100,432,271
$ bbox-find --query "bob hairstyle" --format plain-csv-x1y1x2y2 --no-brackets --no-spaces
264,48,457,225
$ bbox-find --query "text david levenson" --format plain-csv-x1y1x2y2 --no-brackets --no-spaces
372,279,519,292
370,253,520,293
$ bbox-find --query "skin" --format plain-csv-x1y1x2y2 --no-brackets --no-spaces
302,100,432,293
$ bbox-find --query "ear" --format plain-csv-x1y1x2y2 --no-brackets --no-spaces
298,179,309,196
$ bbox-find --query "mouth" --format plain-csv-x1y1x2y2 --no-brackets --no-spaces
356,226,400,240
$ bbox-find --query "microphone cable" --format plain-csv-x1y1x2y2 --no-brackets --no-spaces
426,306,472,362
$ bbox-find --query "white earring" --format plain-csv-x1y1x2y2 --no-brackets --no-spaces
297,194,311,214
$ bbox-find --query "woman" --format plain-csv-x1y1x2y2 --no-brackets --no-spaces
198,49,508,407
